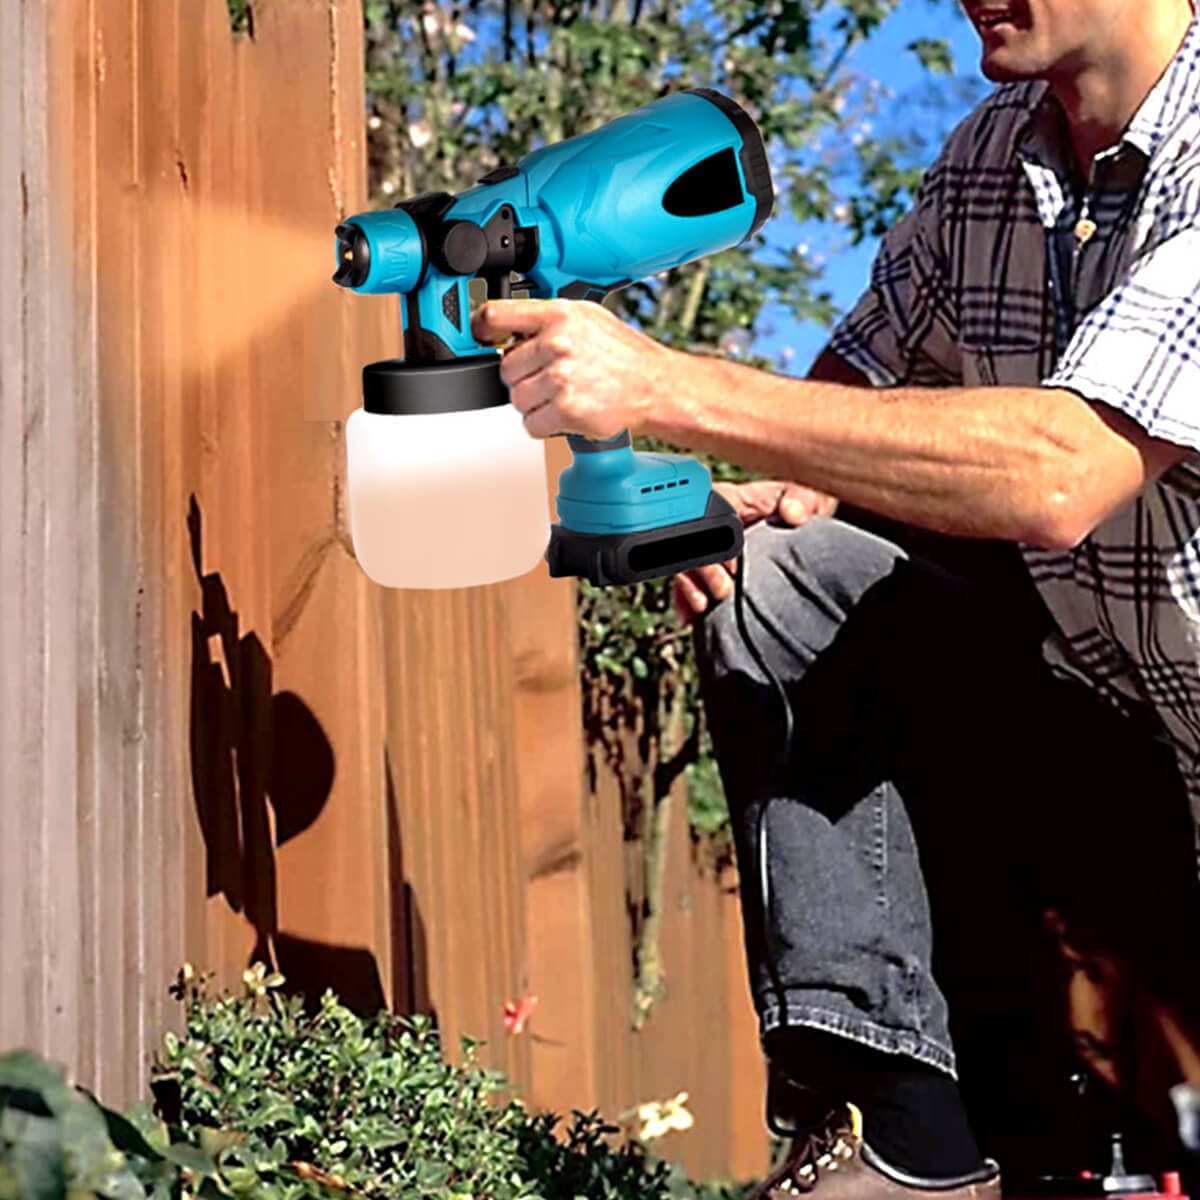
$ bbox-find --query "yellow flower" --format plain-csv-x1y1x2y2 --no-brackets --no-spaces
242,962,285,996
635,1091,693,1141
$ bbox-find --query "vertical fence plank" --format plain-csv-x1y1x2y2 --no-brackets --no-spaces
94,0,142,1103
137,0,185,1082
0,0,28,1068
71,0,103,1091
723,861,769,1180
504,446,602,1115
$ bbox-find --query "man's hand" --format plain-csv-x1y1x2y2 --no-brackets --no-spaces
672,480,837,621
469,298,674,440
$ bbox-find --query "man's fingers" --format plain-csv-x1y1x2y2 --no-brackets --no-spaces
673,573,707,620
471,298,560,345
673,557,741,622
779,496,812,525
701,563,734,599
673,576,699,622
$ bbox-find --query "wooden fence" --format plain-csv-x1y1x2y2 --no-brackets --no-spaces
1,0,768,1181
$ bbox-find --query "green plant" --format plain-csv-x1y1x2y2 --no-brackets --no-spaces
0,1047,335,1199
2,971,763,1199
155,966,538,1199
516,1109,672,1200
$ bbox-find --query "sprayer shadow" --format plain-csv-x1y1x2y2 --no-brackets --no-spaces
187,494,434,1023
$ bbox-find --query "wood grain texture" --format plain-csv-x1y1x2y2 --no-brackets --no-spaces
3,0,769,1177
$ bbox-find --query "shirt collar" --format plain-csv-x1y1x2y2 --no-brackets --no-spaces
1016,13,1200,172
1124,11,1200,159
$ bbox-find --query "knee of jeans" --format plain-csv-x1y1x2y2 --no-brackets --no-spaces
695,517,903,668
695,519,832,658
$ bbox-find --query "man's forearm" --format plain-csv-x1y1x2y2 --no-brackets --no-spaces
638,348,1150,548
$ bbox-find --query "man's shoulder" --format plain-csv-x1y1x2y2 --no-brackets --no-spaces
936,80,1048,167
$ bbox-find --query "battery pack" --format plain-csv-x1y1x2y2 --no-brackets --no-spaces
545,488,744,586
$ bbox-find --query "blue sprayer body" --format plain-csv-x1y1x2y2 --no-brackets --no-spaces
333,87,773,582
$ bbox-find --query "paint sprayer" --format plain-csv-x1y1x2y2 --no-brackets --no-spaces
333,87,773,590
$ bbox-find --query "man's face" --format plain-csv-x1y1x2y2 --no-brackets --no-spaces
958,0,1130,82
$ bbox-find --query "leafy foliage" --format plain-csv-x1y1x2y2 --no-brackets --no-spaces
0,1046,343,1199
152,968,759,1199
155,968,538,1199
0,970,763,1198
517,1110,672,1200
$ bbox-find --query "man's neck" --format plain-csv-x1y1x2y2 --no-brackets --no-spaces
1049,2,1194,177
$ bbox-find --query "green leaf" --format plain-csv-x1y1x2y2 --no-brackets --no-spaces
0,1052,71,1111
82,1090,165,1162
166,1142,218,1174
907,37,954,76
0,1106,66,1199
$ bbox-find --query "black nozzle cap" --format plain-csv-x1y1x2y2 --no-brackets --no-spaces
363,354,511,416
683,87,774,239
333,222,372,289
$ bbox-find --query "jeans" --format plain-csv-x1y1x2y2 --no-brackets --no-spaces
692,515,1200,1104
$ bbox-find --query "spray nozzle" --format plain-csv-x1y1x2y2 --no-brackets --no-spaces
332,223,371,289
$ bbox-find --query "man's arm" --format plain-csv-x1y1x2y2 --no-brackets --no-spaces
774,344,872,519
638,352,1191,550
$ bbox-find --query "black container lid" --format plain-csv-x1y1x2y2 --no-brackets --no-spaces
363,355,511,415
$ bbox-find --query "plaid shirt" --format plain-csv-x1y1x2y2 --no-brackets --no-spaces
829,17,1200,835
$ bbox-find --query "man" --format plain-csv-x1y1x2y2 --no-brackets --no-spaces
472,0,1200,1193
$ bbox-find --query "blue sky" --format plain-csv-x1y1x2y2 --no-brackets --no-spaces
753,1,989,372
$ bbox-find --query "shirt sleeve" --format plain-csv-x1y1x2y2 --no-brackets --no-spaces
1045,226,1200,453
828,149,962,388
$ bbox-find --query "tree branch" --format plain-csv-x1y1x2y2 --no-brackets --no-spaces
678,262,709,339
654,703,703,798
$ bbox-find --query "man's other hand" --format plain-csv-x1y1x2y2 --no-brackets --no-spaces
672,480,837,622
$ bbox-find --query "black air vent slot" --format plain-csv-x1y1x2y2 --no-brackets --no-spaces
663,147,743,217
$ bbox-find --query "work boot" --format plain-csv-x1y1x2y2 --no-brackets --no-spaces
746,1104,1002,1200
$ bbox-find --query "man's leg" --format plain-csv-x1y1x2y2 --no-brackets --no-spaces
692,514,1200,1177
694,515,1000,1067
693,515,984,1177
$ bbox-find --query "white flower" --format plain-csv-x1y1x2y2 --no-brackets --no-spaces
408,120,433,148
636,1091,694,1141
452,21,476,41
832,203,850,223
421,11,441,35
368,114,383,130
381,180,396,195
242,962,285,996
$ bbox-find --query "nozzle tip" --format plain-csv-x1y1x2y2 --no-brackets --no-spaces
333,222,371,289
